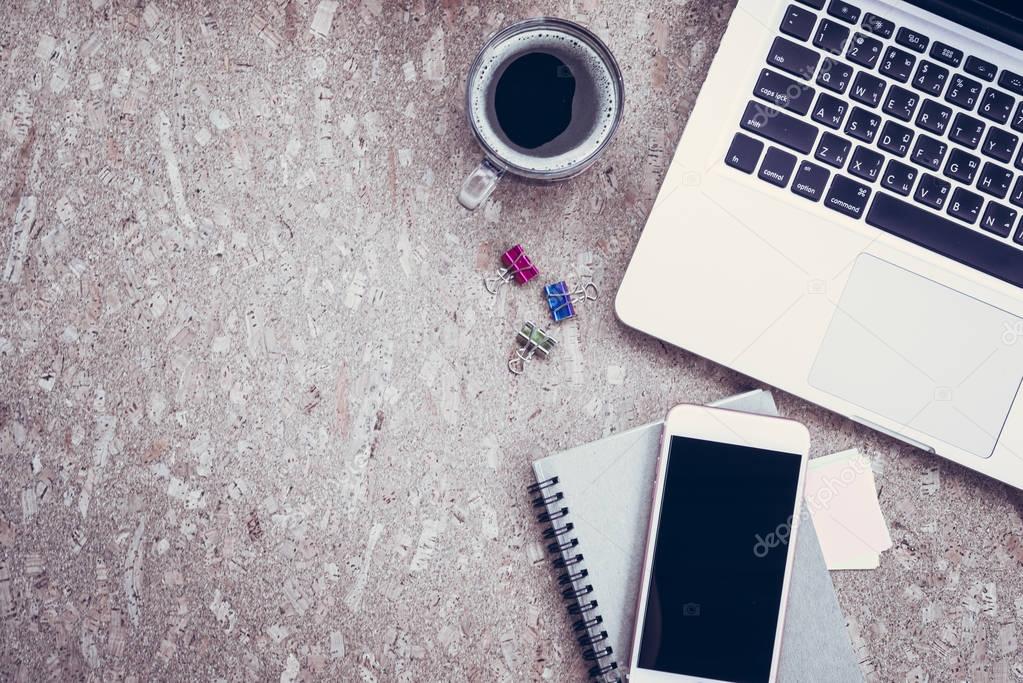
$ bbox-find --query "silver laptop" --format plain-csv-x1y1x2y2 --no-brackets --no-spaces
617,0,1023,488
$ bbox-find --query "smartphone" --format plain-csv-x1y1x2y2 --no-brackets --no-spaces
629,404,809,683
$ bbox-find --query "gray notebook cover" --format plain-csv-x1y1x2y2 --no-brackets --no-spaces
532,390,862,682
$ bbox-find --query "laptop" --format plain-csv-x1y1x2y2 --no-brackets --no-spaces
617,0,1023,489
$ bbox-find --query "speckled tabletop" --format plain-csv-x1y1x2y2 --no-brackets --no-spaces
1,1,1022,681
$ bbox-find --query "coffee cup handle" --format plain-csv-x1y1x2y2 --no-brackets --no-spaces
458,158,506,210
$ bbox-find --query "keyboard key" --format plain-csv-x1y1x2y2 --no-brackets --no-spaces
914,173,951,209
791,160,831,201
845,106,881,142
758,146,798,187
949,113,985,149
814,19,850,55
882,159,917,195
814,131,851,167
998,69,1023,96
824,174,871,218
964,55,997,82
1010,177,1023,207
979,88,1014,125
861,12,893,39
724,133,764,173
878,120,913,157
946,74,983,110
848,144,883,181
1016,144,1023,172
910,134,947,171
816,58,853,93
911,60,948,96
739,101,819,154
977,161,1013,199
915,98,952,134
767,37,821,80
980,202,1018,237
780,4,817,41
895,27,928,53
796,0,826,8
944,148,981,184
867,193,1023,288
982,127,1018,163
811,92,848,129
884,85,919,121
849,71,886,108
929,42,963,68
1013,101,1023,132
846,32,882,69
754,69,815,115
879,46,915,82
827,0,860,24
948,187,984,223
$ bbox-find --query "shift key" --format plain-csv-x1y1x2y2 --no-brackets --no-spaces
739,100,819,154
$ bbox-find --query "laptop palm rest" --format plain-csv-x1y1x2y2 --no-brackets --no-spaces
809,255,1023,458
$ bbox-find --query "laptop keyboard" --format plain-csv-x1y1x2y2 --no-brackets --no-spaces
726,0,1023,289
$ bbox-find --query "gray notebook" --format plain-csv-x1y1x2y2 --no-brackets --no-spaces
530,390,862,682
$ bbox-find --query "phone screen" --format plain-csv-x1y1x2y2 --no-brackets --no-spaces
637,435,802,682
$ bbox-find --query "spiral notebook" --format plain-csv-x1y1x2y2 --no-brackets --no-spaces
529,390,862,682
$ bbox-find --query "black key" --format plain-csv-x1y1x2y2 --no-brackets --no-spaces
816,58,853,93
915,98,952,135
845,106,881,142
861,12,893,39
780,4,817,41
739,101,819,154
882,159,917,196
767,37,821,80
811,92,848,129
1016,225,1023,245
848,144,883,181
1010,177,1023,208
867,193,1023,288
791,160,831,201
824,174,871,218
895,27,929,53
725,133,764,174
1016,144,1023,172
948,187,984,223
978,88,1014,125
797,0,826,8
878,120,913,157
949,112,985,149
827,0,860,24
929,42,963,68
911,60,948,96
999,69,1023,96
964,55,997,82
944,148,981,183
814,131,851,167
849,71,886,108
758,146,798,187
945,74,983,110
1013,102,1023,133
813,19,850,55
846,32,882,69
884,84,919,121
914,173,951,209
977,161,1013,199
879,46,915,83
982,127,1018,163
980,202,1018,237
910,134,947,171
754,69,815,115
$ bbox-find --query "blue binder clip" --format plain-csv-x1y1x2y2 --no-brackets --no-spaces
544,281,598,322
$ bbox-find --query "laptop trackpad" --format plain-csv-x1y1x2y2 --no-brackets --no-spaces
809,255,1023,458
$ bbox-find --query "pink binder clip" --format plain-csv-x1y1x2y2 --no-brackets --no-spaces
484,244,539,294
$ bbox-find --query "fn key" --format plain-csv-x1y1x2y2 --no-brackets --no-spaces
725,132,764,174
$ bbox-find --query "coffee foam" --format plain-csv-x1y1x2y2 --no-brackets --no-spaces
469,28,619,175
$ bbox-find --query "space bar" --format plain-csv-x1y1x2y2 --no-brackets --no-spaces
865,192,1023,289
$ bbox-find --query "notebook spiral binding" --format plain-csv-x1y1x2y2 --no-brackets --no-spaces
528,476,622,683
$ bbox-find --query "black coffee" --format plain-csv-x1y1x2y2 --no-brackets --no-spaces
495,52,576,149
